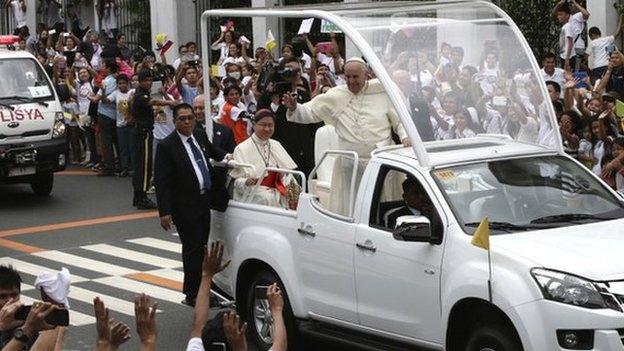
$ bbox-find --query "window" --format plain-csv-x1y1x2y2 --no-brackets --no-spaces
433,155,624,234
369,166,443,239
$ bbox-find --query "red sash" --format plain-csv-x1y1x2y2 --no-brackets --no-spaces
260,170,287,196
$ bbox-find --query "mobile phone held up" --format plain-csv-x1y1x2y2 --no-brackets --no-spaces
15,305,70,326
255,285,269,300
606,44,617,55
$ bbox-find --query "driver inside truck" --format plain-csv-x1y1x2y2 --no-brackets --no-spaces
385,177,434,228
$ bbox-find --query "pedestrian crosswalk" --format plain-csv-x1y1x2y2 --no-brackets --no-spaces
6,237,186,327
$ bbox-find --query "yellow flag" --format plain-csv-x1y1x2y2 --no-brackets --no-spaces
616,99,624,118
266,29,277,51
155,33,166,46
471,217,490,251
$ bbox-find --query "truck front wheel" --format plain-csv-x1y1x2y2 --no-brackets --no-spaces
465,324,522,351
30,173,54,196
243,270,299,351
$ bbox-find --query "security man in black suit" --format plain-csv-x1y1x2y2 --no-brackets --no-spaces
192,94,236,153
131,69,175,209
154,103,229,306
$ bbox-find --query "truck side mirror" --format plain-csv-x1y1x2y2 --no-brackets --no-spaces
393,215,433,243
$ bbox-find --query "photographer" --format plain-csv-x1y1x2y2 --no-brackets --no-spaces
258,56,319,176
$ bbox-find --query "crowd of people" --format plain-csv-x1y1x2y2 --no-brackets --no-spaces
3,0,624,349
0,242,288,351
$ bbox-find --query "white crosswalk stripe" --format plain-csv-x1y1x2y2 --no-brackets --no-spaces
32,250,136,275
0,257,88,282
20,295,96,327
93,276,184,304
126,237,182,253
4,237,187,327
82,243,181,268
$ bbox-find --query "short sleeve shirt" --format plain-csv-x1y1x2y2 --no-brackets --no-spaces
180,84,199,105
97,75,117,119
586,36,614,69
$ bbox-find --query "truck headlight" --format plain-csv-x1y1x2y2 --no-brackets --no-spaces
52,112,66,138
531,268,621,311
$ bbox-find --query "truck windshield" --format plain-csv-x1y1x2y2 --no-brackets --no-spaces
433,156,624,234
0,58,54,100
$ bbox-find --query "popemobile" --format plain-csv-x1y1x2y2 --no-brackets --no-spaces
199,1,624,350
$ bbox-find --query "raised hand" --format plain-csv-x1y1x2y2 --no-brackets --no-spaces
202,241,231,277
223,311,248,351
0,297,23,331
282,93,297,111
134,293,158,347
109,321,131,348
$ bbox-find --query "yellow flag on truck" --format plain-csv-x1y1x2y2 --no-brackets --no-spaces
266,30,277,51
471,217,490,251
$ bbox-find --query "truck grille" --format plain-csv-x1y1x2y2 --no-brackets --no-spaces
0,129,50,140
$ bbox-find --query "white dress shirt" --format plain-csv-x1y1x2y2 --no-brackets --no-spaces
177,131,209,191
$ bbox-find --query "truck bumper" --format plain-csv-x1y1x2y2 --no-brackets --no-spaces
0,138,67,183
508,299,624,350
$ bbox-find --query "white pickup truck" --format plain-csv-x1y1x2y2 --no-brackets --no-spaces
202,1,624,350
212,138,624,351
0,40,67,196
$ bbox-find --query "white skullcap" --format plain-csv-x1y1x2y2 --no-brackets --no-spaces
34,267,71,308
345,57,369,68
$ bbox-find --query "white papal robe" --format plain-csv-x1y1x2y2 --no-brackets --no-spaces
286,79,407,216
229,134,298,208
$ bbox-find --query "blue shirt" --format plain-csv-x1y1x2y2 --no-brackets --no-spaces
98,75,118,119
180,84,199,106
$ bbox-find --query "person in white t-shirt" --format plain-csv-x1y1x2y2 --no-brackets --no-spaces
586,19,623,83
104,74,135,176
5,0,27,32
553,0,590,71
540,52,566,97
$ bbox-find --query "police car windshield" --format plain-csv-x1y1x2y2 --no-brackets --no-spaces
0,58,54,100
433,155,624,234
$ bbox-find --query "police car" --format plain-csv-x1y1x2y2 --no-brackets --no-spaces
0,35,66,196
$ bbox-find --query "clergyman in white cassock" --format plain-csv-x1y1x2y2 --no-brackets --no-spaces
286,73,407,216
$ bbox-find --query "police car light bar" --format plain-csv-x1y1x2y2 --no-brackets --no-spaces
0,35,19,46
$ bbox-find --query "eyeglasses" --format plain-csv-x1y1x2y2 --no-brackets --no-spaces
176,115,196,122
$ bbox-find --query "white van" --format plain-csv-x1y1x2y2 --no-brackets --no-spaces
0,38,67,196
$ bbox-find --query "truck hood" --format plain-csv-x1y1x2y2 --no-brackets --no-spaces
0,103,57,144
493,219,624,281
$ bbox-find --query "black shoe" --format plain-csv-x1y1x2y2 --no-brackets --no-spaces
135,198,157,210
118,170,129,177
181,297,196,307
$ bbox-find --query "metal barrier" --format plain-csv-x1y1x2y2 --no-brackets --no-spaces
115,0,151,49
0,5,15,35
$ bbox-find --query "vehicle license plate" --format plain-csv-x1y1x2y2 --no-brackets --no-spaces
8,166,36,177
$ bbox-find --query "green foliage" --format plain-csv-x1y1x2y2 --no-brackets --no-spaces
493,0,587,61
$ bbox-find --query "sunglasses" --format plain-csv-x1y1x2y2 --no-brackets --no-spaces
176,115,196,122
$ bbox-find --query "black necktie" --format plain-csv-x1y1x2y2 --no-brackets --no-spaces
187,137,211,190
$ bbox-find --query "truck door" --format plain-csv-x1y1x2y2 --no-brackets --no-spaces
354,161,445,343
295,151,359,323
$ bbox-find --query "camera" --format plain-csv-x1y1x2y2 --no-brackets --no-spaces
257,60,280,93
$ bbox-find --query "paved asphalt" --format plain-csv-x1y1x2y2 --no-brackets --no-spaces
0,168,371,351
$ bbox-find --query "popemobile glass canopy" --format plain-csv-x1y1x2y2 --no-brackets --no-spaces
201,0,562,167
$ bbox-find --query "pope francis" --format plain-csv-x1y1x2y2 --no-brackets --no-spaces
283,58,409,216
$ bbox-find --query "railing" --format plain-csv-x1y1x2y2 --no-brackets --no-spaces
0,5,15,35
